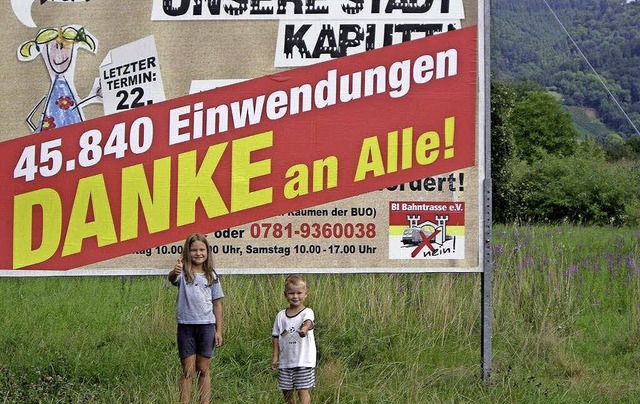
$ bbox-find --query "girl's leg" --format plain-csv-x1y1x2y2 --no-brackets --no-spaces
298,389,311,404
180,355,196,404
195,355,212,404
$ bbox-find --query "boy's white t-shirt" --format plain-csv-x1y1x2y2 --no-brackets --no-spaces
272,307,316,369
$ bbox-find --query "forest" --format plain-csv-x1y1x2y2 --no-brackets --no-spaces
490,0,640,226
491,0,640,138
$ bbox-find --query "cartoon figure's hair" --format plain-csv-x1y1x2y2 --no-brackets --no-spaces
180,233,218,286
18,25,97,61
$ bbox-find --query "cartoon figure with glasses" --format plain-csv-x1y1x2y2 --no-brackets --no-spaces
18,25,101,132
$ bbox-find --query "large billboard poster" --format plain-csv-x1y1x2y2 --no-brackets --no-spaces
0,0,485,275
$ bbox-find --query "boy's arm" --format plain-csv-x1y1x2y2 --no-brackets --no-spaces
298,319,314,337
213,299,223,347
271,337,279,370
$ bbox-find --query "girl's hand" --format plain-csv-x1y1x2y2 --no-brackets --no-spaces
271,359,278,371
168,258,183,281
173,258,183,273
88,77,103,101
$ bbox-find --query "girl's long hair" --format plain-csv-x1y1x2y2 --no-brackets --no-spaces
180,233,218,285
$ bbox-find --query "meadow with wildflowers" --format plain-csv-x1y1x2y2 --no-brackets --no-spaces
1,225,639,403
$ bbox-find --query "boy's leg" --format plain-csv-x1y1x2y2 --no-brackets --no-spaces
180,355,196,404
196,355,212,404
283,389,297,404
298,389,311,404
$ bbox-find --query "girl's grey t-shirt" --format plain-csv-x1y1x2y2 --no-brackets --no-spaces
172,272,224,324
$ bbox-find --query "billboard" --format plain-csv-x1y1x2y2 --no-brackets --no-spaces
0,0,486,275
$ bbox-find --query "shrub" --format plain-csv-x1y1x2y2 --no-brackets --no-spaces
506,143,639,225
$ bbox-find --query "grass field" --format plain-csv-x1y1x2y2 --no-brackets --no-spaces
1,225,639,403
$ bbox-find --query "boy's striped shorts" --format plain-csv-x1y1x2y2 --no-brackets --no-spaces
277,367,315,390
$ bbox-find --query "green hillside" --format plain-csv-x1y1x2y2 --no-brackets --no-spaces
565,106,611,140
491,0,640,138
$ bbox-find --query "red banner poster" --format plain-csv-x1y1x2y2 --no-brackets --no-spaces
0,0,485,274
1,28,476,270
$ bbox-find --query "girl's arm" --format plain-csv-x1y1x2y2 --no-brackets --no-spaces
77,77,103,107
271,337,279,370
26,97,46,132
213,299,223,347
167,258,182,283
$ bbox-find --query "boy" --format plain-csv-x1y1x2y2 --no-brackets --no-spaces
271,275,316,404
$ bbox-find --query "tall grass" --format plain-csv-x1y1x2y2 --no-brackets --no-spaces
1,225,639,403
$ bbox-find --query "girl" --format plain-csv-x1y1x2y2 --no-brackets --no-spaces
168,233,224,404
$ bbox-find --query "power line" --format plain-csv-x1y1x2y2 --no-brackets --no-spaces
541,0,640,136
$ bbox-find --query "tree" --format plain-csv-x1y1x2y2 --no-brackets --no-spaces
509,90,579,162
626,135,640,157
490,80,518,222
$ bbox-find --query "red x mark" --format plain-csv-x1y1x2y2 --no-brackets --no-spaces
411,229,441,258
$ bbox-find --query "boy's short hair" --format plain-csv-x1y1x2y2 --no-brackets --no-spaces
284,274,307,290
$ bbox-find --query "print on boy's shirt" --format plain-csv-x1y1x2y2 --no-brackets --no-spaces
281,327,301,344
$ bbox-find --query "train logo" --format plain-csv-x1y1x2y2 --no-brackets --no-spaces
401,215,454,258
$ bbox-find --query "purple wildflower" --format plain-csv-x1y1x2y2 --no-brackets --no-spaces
564,264,579,278
627,253,638,275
